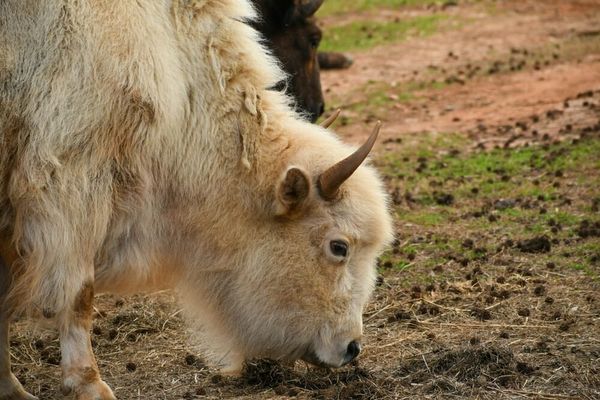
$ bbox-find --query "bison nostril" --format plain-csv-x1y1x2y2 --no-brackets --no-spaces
346,340,361,361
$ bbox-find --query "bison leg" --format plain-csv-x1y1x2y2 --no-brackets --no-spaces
0,258,38,400
59,283,115,400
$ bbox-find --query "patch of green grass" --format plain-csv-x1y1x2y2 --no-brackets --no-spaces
394,259,414,272
318,0,448,17
383,133,600,242
377,121,600,296
401,78,450,92
497,208,524,218
514,186,554,200
327,79,445,118
571,263,586,271
555,33,600,64
546,141,600,173
320,15,446,52
544,211,581,227
401,244,418,256
568,241,600,274
360,87,416,110
570,261,598,280
390,136,600,199
433,148,536,179
377,251,417,273
396,208,452,226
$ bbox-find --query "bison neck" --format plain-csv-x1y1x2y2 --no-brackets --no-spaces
91,16,294,295
93,108,291,295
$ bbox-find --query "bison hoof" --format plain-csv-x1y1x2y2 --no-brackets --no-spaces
61,379,115,400
0,373,39,400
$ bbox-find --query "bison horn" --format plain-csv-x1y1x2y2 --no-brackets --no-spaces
318,121,381,200
320,109,341,128
299,0,325,17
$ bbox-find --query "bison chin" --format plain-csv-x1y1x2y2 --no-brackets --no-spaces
301,351,333,368
301,342,361,368
300,338,362,369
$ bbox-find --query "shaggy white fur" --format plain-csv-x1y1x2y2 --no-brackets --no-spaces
0,1,393,398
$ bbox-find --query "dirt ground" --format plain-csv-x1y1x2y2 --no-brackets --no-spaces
9,1,600,399
320,0,600,143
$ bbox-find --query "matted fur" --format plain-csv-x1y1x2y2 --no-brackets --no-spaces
0,0,393,379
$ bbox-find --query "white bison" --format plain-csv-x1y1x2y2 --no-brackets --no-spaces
0,1,393,399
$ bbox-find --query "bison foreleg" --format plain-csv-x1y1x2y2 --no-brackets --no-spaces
59,283,115,400
0,257,38,400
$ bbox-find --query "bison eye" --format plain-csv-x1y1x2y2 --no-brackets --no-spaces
309,34,321,49
330,240,348,258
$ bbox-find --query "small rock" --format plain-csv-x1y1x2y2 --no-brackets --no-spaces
517,308,530,317
469,337,481,345
185,354,198,366
516,362,535,375
517,236,551,253
494,199,516,210
470,308,492,321
434,192,454,206
577,220,600,238
533,285,546,296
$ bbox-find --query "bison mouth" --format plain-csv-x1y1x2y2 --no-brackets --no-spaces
301,350,332,368
301,340,361,368
301,349,355,369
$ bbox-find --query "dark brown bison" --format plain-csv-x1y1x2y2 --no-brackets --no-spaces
252,0,354,122
252,0,326,122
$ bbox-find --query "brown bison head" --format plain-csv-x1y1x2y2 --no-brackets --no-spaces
252,0,325,122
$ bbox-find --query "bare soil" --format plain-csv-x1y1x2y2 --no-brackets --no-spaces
9,1,600,399
320,0,600,145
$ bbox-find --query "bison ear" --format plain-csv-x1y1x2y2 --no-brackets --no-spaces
275,167,311,216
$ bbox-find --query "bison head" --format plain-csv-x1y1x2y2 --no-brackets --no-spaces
185,117,393,373
252,0,325,122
